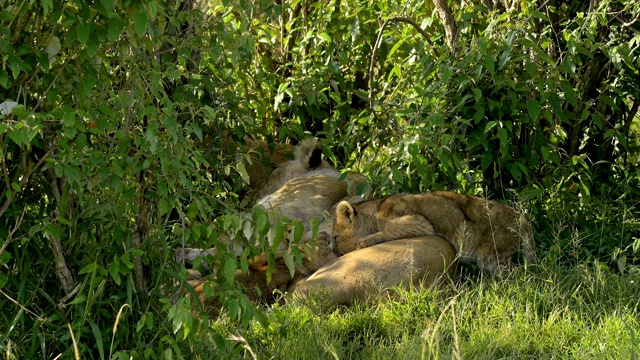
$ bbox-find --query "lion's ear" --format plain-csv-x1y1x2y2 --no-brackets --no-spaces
336,201,355,224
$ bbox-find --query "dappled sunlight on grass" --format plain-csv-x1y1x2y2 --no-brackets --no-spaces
200,259,640,359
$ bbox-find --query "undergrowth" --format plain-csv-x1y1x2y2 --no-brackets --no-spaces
197,258,640,359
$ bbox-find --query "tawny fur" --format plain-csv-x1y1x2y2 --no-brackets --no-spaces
292,236,457,306
257,138,341,198
243,137,295,192
187,230,337,316
183,138,357,315
257,175,348,234
333,191,535,273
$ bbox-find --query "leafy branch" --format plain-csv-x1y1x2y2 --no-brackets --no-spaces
369,16,440,110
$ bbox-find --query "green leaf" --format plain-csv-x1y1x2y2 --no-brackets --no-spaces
190,122,203,141
76,132,87,150
79,262,99,274
548,94,568,123
122,254,134,270
100,0,115,14
0,245,10,265
509,164,521,182
223,258,236,282
388,39,405,58
540,146,550,162
164,117,179,139
527,99,540,121
109,261,121,285
237,162,250,184
558,80,578,108
133,10,148,37
44,224,61,239
484,121,497,133
485,54,495,76
42,0,53,15
498,48,511,69
318,32,331,43
292,219,304,242
0,11,14,21
77,22,91,45
283,251,295,278
107,18,125,42
88,319,106,360
388,64,402,81
63,110,75,128
310,217,321,241
158,199,169,216
242,219,253,241
497,128,509,153
256,211,268,236
531,10,549,21
481,153,493,171
269,221,285,249
0,70,8,88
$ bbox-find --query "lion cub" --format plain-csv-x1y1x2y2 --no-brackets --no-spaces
332,191,534,273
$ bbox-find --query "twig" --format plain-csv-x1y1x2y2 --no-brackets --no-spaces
0,208,26,258
33,57,70,113
0,148,54,218
368,16,440,110
0,289,47,322
57,283,82,310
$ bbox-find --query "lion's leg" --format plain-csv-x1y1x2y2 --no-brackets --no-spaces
357,215,436,248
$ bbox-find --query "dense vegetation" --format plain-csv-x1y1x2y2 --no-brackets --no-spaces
1,0,638,358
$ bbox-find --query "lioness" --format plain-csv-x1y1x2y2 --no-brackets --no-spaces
176,138,350,265
182,138,353,313
243,137,296,193
187,229,338,314
257,137,341,198
333,191,534,273
292,235,457,306
257,175,348,234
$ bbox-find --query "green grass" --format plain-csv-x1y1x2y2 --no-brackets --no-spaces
196,259,640,359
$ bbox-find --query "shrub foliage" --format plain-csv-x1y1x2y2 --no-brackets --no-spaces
0,0,638,357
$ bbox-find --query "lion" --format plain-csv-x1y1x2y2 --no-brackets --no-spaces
291,235,457,306
181,138,359,313
257,175,348,234
186,229,338,315
176,138,347,266
332,191,534,273
243,137,295,193
256,137,342,198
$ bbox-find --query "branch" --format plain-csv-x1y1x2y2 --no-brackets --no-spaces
432,0,458,53
0,208,25,259
57,283,82,310
622,100,639,166
0,289,47,322
131,170,149,298
45,231,77,296
0,148,53,218
368,16,440,110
